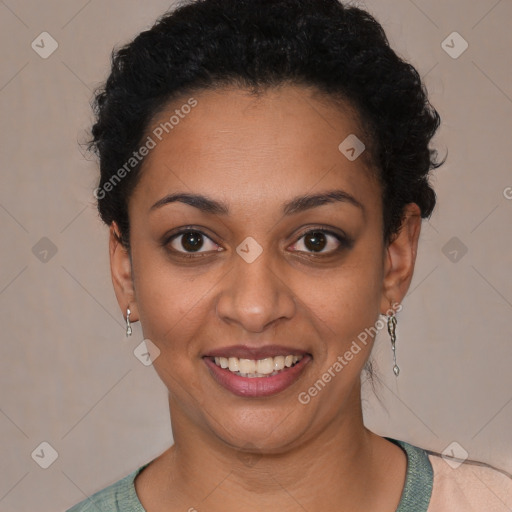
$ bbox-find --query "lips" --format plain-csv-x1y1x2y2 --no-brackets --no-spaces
202,345,312,398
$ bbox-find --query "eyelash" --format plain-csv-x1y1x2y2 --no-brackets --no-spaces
163,226,353,259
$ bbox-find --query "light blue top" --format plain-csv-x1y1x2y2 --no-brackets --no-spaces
66,437,433,511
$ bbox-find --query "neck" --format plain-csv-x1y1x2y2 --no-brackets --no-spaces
158,386,395,512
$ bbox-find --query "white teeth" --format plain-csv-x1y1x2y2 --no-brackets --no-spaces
239,358,256,374
273,355,285,371
212,354,304,377
256,357,274,375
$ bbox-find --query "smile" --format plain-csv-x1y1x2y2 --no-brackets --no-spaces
212,354,304,377
203,352,312,398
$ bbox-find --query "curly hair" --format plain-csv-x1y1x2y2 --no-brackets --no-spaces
89,0,444,249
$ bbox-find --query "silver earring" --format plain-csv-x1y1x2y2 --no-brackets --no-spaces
387,311,399,377
126,308,132,337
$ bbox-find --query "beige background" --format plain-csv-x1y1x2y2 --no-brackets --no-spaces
0,0,511,510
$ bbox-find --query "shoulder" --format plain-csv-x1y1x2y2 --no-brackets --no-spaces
65,464,148,512
426,449,512,512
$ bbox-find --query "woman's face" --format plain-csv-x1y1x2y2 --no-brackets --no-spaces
110,84,420,452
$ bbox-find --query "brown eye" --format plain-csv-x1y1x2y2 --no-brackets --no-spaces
290,229,349,255
168,230,219,254
303,231,327,252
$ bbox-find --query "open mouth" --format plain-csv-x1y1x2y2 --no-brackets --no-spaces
208,354,305,378
203,352,312,398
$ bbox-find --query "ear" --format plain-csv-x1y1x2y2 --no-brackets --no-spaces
109,221,138,322
380,203,422,313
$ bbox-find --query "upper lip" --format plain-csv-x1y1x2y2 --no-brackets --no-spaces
203,345,310,360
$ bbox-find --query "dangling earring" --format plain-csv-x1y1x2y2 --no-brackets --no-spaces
387,310,399,377
125,307,132,337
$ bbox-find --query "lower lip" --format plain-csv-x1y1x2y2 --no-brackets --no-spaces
203,355,312,398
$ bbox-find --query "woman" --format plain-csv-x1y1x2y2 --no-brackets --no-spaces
67,0,512,510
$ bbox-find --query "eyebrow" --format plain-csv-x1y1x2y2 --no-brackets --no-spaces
149,189,365,216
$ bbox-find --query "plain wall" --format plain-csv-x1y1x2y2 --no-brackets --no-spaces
0,1,511,510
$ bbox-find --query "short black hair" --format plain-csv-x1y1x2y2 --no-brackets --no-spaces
89,0,444,249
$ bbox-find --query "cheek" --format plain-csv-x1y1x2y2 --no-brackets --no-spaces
297,260,384,390
137,291,213,349
303,255,383,335
131,246,219,353
132,259,215,397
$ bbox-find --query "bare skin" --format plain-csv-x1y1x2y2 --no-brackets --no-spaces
109,84,421,511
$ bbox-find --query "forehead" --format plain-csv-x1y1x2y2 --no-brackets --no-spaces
130,84,380,216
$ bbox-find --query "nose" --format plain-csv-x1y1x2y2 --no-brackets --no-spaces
215,247,297,333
